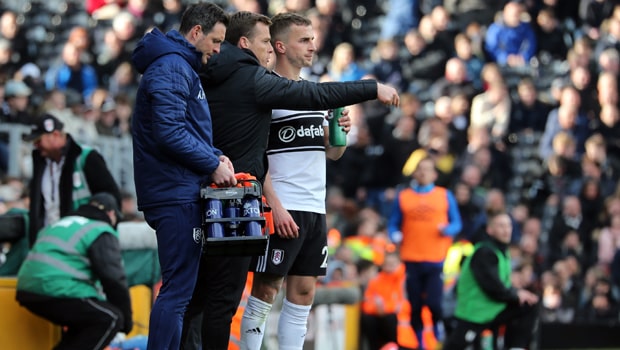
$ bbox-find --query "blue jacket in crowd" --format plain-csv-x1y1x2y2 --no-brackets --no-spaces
485,21,537,66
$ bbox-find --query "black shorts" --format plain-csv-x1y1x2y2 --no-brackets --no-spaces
251,210,328,277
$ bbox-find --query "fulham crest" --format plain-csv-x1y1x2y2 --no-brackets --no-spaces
271,249,284,265
193,227,203,244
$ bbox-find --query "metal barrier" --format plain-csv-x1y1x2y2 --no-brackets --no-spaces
0,126,136,196
83,135,136,197
0,124,33,179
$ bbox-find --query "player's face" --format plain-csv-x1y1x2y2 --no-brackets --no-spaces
283,24,316,68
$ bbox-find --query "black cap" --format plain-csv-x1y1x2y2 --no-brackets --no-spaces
89,192,123,220
23,114,64,141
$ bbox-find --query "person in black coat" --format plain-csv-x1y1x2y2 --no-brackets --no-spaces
23,114,121,247
509,77,552,134
443,212,539,350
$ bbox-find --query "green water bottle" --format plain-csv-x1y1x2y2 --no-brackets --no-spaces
328,107,347,146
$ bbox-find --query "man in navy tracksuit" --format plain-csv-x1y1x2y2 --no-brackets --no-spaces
130,3,236,349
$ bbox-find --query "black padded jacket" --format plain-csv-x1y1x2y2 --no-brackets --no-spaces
200,41,378,182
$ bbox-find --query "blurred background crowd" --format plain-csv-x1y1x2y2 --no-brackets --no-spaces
1,0,620,347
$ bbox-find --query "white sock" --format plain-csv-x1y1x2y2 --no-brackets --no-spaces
240,296,273,350
277,298,311,350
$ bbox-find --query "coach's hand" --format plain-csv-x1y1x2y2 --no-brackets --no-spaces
376,82,400,107
212,161,236,187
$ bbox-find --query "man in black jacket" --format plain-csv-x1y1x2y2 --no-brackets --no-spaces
16,192,132,350
443,212,539,350
182,11,400,350
24,114,121,247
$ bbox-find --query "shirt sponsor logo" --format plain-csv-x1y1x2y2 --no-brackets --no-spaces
278,125,324,143
271,249,284,265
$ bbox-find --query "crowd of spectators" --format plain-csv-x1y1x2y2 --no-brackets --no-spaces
0,0,620,347
319,0,620,346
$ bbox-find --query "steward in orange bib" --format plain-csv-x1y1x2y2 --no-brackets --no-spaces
387,157,462,348
361,251,416,349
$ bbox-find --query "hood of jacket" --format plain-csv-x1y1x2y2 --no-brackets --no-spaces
201,40,260,85
132,28,203,74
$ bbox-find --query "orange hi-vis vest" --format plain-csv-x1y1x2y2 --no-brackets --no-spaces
362,263,407,315
398,186,452,263
229,272,254,350
362,263,417,349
